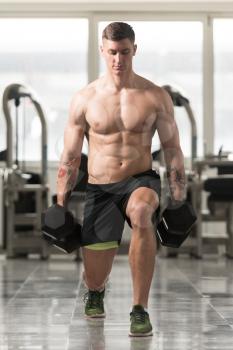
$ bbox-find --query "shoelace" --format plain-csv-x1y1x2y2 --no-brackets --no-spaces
83,290,102,307
130,310,147,323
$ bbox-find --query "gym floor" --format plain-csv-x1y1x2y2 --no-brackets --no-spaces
0,255,233,350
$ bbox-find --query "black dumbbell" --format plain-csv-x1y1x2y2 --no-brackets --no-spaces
41,204,82,253
42,228,82,254
156,200,197,248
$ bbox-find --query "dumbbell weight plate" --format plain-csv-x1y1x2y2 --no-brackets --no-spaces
41,204,75,240
156,201,197,248
43,223,82,254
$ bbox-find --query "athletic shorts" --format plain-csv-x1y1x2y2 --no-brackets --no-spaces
80,168,161,247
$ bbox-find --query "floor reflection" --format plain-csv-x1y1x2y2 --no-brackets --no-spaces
0,255,233,349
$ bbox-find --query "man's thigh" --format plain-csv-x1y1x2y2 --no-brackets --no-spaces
81,188,125,245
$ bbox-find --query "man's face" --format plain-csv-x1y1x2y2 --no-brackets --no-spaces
101,38,137,76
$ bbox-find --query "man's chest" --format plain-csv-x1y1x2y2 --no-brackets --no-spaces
86,92,157,134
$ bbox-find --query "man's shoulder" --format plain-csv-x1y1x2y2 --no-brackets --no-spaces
136,75,165,95
135,76,173,115
71,80,100,109
136,75,168,105
75,81,97,98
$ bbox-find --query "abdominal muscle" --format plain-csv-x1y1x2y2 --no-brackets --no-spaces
87,131,153,184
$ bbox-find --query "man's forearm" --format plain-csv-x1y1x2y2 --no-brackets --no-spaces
56,155,81,207
164,148,187,202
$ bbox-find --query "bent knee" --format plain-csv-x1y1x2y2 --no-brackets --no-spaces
128,201,159,229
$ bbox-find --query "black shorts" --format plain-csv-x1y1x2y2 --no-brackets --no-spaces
80,168,161,246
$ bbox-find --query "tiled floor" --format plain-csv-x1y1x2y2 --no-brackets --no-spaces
0,254,233,349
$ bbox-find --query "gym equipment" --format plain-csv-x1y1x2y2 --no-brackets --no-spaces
194,156,233,258
43,230,81,254
0,168,4,248
1,83,50,259
156,200,197,248
41,204,82,253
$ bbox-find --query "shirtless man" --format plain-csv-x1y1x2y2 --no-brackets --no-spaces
56,22,186,337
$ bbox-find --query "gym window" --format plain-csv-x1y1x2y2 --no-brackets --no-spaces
0,18,88,161
213,18,233,154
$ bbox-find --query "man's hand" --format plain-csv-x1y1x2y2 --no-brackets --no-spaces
167,197,186,210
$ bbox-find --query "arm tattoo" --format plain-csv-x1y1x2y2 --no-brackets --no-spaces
58,167,67,178
61,158,78,167
57,156,80,205
167,166,186,186
166,166,186,200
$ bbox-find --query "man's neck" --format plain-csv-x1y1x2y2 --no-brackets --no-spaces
104,71,137,91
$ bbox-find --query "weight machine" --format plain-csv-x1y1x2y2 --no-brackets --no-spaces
1,83,50,259
161,85,233,258
194,156,233,258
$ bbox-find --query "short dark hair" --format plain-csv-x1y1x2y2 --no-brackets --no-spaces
102,22,135,43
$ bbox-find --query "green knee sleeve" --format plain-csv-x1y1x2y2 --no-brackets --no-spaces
84,241,119,250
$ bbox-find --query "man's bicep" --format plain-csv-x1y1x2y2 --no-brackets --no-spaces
156,90,181,150
63,122,85,160
62,92,86,160
156,111,181,150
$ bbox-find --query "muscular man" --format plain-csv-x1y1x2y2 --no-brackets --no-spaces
56,22,186,337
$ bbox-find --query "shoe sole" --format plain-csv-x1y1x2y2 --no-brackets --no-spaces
129,331,153,337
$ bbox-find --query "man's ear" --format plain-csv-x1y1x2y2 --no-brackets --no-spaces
133,44,137,56
100,45,106,57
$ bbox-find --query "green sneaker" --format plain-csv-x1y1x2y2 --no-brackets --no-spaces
129,305,153,337
83,289,105,318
